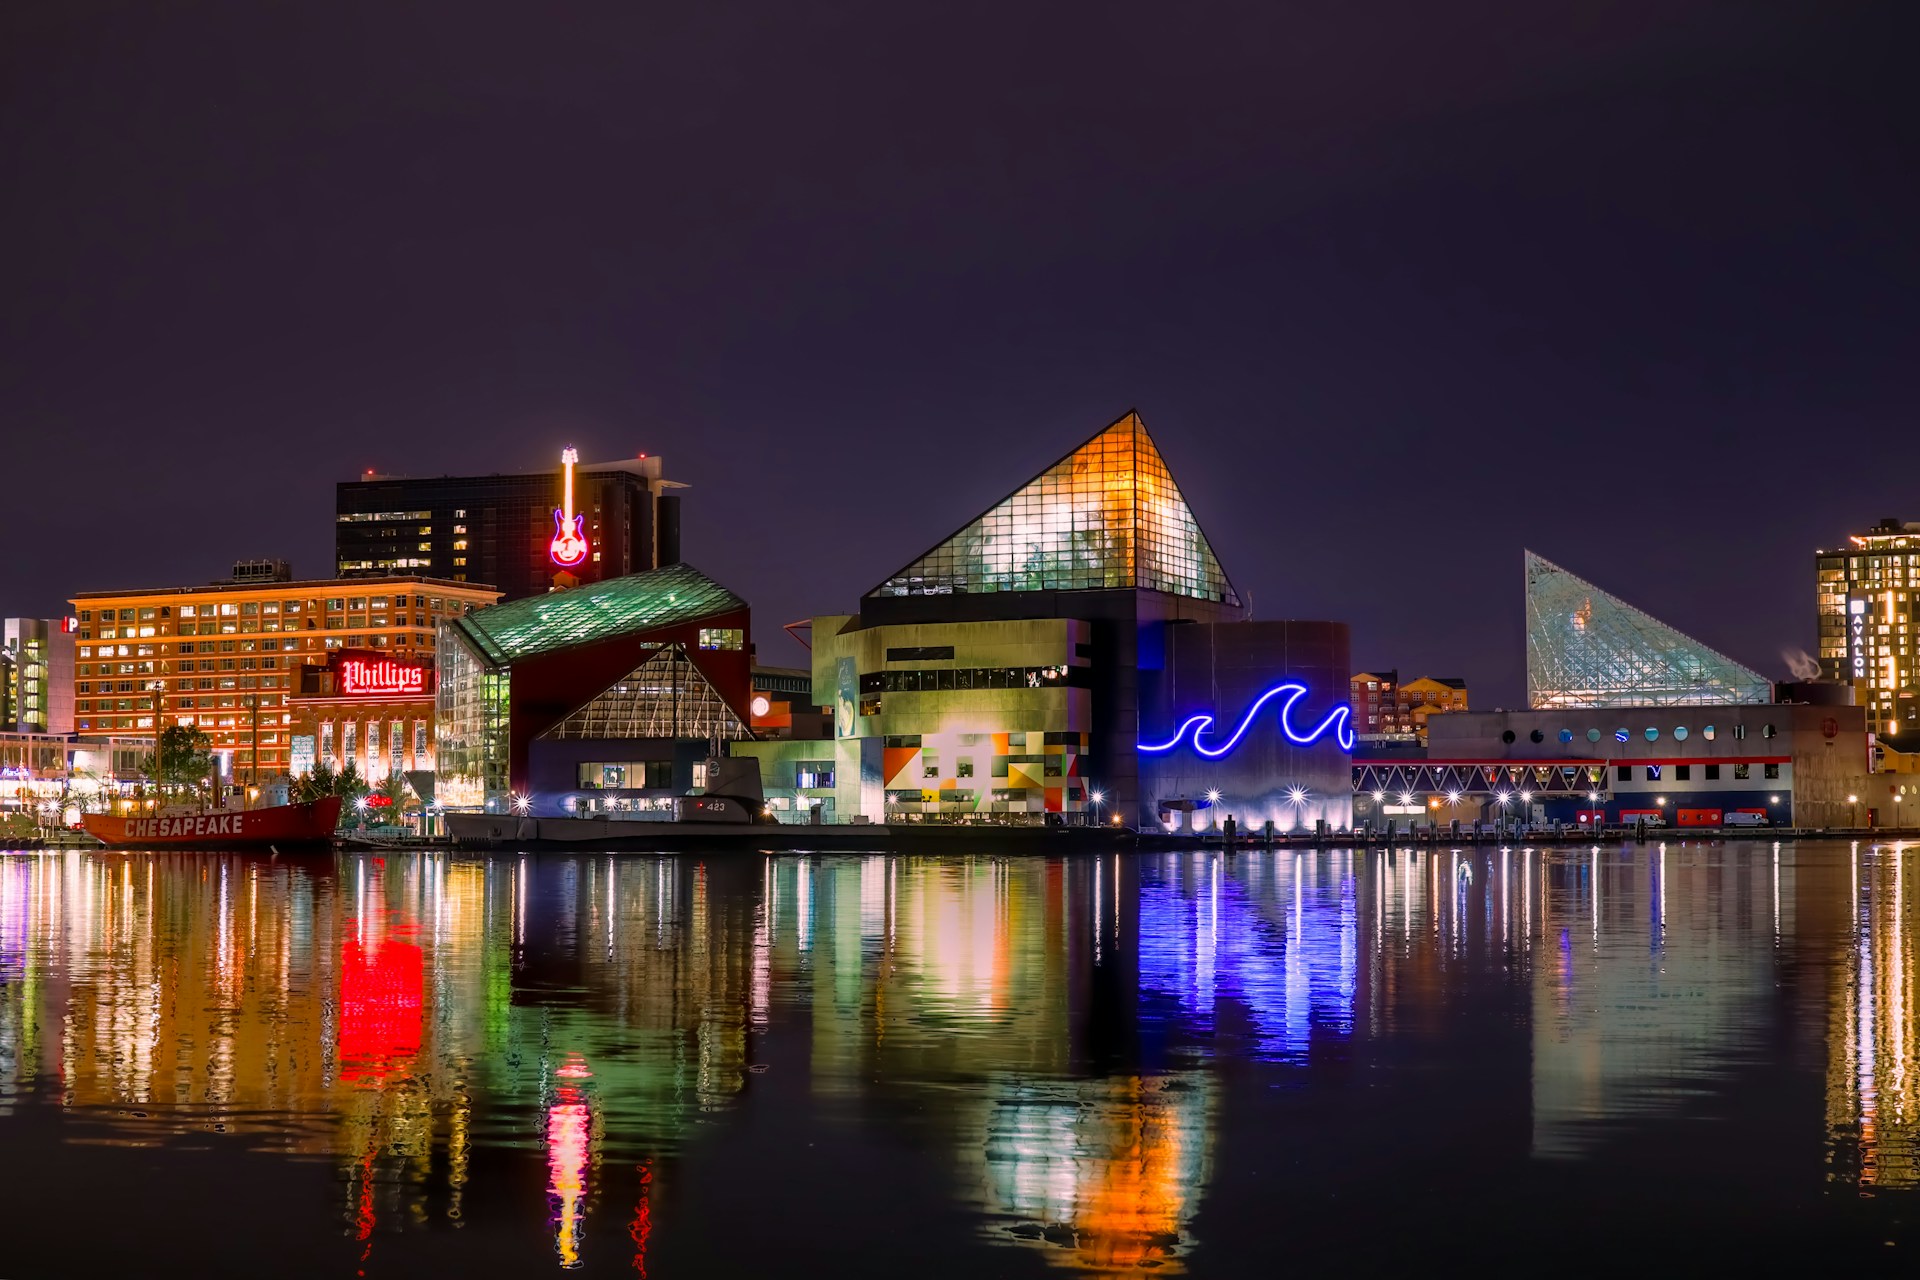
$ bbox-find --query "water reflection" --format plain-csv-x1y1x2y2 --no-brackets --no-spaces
1830,841,1920,1190
0,843,1914,1274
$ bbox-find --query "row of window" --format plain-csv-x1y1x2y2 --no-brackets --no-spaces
81,670,287,686
89,619,443,641
858,665,1091,695
86,658,281,676
885,786,1089,803
83,693,281,708
82,595,455,624
1502,722,1776,745
576,761,677,790
886,645,955,662
881,732,1086,749
79,718,291,739
314,720,430,766
83,636,421,670
78,679,282,706
1617,762,1779,782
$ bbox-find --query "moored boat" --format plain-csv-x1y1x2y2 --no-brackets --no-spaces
82,797,343,849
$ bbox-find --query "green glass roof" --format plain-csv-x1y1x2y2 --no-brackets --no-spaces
450,562,747,667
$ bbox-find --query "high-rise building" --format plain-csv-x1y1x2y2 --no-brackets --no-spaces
336,453,682,603
70,573,498,781
1817,519,1920,737
1526,551,1772,708
1,619,64,735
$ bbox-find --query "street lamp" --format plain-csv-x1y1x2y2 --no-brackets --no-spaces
1091,788,1105,829
1850,793,1860,828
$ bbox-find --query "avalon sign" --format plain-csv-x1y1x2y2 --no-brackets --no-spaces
1850,598,1867,680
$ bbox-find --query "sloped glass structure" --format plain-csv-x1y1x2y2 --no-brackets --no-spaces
1525,551,1772,708
869,411,1239,605
539,645,748,742
449,561,746,665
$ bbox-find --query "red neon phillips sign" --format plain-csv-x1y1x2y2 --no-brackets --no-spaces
339,657,426,697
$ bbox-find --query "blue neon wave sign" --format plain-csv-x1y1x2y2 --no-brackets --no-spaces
1138,682,1354,756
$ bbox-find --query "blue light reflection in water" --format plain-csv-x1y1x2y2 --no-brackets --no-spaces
1137,850,1357,1062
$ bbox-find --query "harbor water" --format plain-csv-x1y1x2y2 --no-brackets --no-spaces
0,839,1914,1275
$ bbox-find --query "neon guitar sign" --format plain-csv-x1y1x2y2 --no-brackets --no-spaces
549,445,590,567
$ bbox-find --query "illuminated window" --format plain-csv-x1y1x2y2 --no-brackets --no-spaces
871,412,1237,604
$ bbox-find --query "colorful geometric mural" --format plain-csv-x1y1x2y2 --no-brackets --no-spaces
880,730,1086,815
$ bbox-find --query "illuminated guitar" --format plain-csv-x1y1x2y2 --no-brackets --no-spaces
548,446,590,567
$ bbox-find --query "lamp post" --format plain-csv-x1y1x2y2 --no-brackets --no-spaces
1090,788,1105,829
1850,793,1861,829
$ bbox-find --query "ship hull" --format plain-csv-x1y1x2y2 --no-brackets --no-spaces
82,797,343,849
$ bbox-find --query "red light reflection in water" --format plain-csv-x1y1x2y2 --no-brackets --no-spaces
630,1160,654,1278
355,1148,376,1276
339,932,424,1084
549,1054,593,1268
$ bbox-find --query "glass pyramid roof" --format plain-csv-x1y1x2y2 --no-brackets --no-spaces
1525,551,1772,708
538,645,750,741
869,411,1239,605
450,562,746,667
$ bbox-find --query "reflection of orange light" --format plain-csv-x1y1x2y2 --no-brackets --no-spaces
1071,1080,1189,1272
549,1054,593,1267
987,1075,1208,1275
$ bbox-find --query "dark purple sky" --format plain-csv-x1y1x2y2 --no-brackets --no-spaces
4,2,1914,703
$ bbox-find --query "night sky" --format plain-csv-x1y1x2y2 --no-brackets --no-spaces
4,2,1914,704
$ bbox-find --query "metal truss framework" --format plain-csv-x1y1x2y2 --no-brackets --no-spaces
1351,761,1609,796
1525,551,1772,709
540,644,749,743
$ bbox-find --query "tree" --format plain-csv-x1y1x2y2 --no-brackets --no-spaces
142,724,215,798
292,760,370,828
374,772,409,825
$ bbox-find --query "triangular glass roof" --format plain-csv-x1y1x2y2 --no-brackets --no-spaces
451,562,745,667
868,411,1239,605
1525,551,1772,708
538,645,749,742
